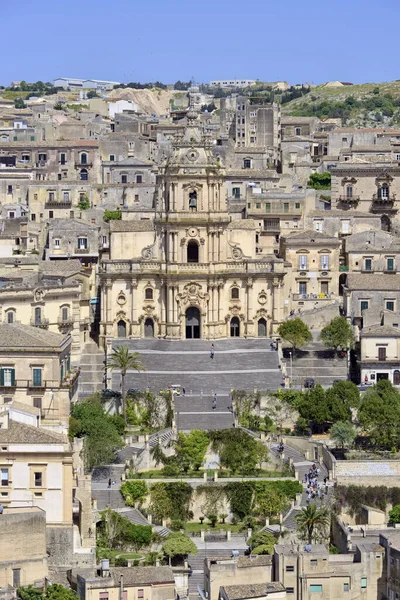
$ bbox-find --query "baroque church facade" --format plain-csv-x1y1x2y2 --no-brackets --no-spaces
99,106,288,344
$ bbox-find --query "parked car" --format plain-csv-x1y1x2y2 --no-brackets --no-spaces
101,389,122,399
304,378,315,389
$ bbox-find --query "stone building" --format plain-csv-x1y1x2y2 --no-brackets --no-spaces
0,323,76,424
343,273,400,328
205,555,273,600
360,324,400,385
219,583,286,600
99,105,287,343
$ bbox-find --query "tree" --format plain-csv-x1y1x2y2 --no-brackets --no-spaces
99,507,152,551
307,172,331,190
330,421,356,450
14,98,27,109
389,504,400,523
254,489,284,519
103,209,122,222
278,319,312,354
295,504,329,544
107,345,145,421
18,586,44,600
78,195,90,210
296,385,330,433
212,429,269,474
319,317,354,351
120,480,148,506
45,585,77,600
175,430,209,471
87,90,99,98
162,533,197,563
248,530,276,554
174,81,192,91
358,382,400,449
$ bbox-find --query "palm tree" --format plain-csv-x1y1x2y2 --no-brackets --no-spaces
106,345,145,421
294,504,329,544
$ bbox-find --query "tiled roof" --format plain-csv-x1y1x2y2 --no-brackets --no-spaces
282,229,340,243
0,419,68,445
221,583,285,600
237,555,272,568
309,210,376,217
39,259,83,277
110,567,174,585
346,273,400,291
110,220,154,232
0,323,67,349
361,325,400,338
227,220,256,230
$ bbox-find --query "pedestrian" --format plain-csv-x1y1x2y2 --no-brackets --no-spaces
108,478,111,489
210,344,215,359
304,473,308,483
182,387,186,397
323,476,327,485
212,399,216,410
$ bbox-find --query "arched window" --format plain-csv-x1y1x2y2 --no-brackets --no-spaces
189,190,197,210
80,152,88,165
187,240,199,263
378,183,389,200
231,287,239,300
346,186,353,198
145,288,153,300
34,307,41,325
6,310,15,324
61,306,69,322
80,169,88,181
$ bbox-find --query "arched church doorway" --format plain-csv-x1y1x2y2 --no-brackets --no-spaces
117,320,126,338
381,215,391,232
230,316,240,337
258,318,267,337
186,307,200,339
144,318,154,338
187,241,199,263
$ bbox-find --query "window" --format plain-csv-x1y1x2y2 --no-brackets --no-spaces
232,187,241,199
387,301,395,312
49,211,54,219
346,186,353,198
58,174,62,181
387,257,395,272
78,237,88,249
314,221,322,232
21,153,30,162
138,591,144,600
121,174,127,184
134,194,139,203
7,311,14,324
12,569,21,588
80,169,88,181
34,471,43,487
299,255,308,270
364,258,372,271
343,584,349,592
63,192,69,202
342,137,348,143
145,288,153,300
60,153,66,165
321,255,329,270
1,468,9,486
286,589,294,594
360,300,369,311
299,282,307,295
243,159,251,169
32,368,42,387
48,192,54,201
38,153,47,162
341,221,350,234
265,203,271,213
7,185,12,195
378,347,387,361
283,203,289,213
99,593,109,600
309,585,323,593
55,239,60,248
109,155,115,161
310,559,318,567
361,578,367,589
62,307,69,321
256,203,261,209
136,175,143,183
295,127,301,135
378,184,389,200
231,287,239,299
286,565,295,572
80,152,88,165
295,203,300,209
0,368,15,387
33,398,42,410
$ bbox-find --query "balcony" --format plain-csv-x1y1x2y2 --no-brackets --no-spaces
28,380,46,390
58,316,74,327
35,161,47,168
75,247,90,254
339,195,360,207
75,162,93,168
30,318,49,329
45,198,72,208
371,193,397,213
293,293,334,301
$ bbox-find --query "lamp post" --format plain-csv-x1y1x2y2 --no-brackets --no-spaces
289,351,293,388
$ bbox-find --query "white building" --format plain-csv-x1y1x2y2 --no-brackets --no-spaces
54,78,120,91
209,79,256,88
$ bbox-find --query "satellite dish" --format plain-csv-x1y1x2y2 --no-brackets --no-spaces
304,544,312,552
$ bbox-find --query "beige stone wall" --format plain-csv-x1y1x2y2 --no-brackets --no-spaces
361,335,399,361
205,561,273,600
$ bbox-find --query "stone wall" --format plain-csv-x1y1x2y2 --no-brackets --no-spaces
335,460,400,486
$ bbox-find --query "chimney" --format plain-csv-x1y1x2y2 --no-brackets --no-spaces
100,559,110,577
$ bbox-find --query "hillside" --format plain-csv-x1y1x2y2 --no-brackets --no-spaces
282,80,400,127
106,87,187,116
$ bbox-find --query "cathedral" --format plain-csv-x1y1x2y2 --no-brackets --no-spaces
99,105,288,344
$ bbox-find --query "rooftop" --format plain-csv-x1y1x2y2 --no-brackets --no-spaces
346,273,400,291
221,583,285,600
0,323,68,350
360,324,400,338
110,220,154,232
0,419,68,445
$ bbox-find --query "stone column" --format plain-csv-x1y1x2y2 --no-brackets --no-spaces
217,230,221,261
208,232,213,262
106,281,112,328
211,285,216,323
168,286,174,324
130,279,138,334
272,280,281,324
247,278,253,330
160,280,165,328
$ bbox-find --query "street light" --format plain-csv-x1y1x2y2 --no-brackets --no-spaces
288,351,293,388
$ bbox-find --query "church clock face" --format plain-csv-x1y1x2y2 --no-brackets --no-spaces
186,149,199,162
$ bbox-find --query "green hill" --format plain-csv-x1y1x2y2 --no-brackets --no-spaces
282,81,400,127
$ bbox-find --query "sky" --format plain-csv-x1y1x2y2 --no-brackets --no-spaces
1,0,400,87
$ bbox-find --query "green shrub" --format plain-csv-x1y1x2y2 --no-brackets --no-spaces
120,480,148,506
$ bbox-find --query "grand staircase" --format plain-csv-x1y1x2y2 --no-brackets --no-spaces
78,341,104,398
283,339,348,389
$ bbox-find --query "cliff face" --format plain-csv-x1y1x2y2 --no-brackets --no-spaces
107,88,187,116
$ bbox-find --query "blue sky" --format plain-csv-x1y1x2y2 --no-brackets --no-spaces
1,0,399,86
